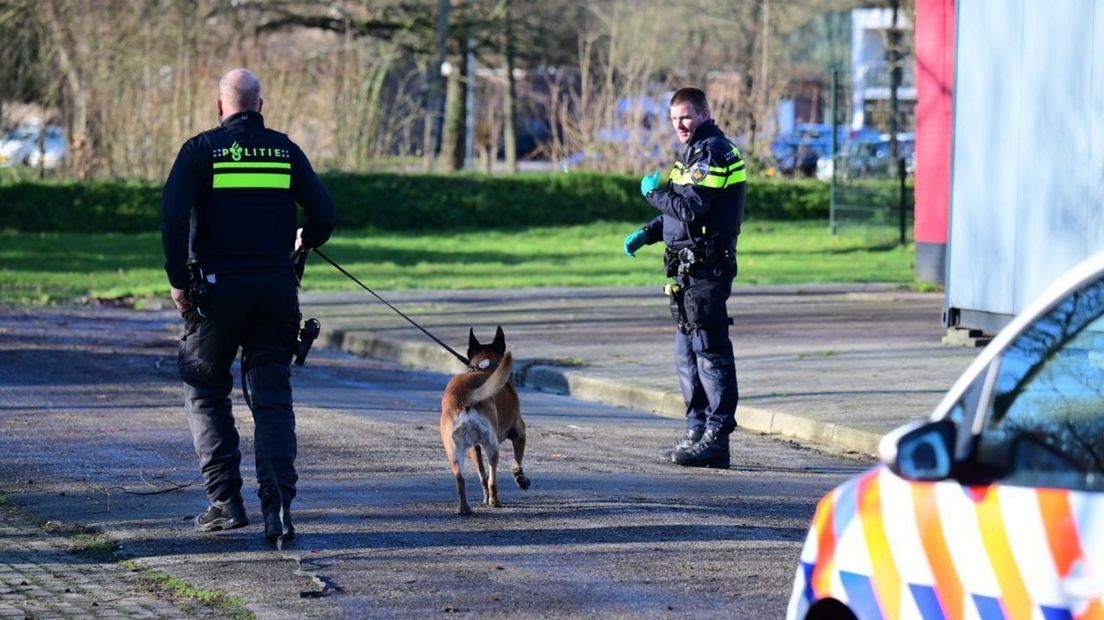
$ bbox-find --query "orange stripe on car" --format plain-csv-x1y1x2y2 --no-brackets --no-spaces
1037,490,1104,620
810,487,840,597
859,472,901,620
1079,601,1104,620
975,487,1032,620
912,482,964,620
1038,488,1079,576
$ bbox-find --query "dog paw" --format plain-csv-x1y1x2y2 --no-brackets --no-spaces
513,474,531,491
457,504,472,515
490,499,502,508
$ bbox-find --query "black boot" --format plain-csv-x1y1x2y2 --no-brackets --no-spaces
263,505,295,543
672,429,730,468
659,429,704,461
195,499,249,532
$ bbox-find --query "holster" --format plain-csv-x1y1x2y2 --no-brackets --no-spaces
665,283,687,329
186,261,211,315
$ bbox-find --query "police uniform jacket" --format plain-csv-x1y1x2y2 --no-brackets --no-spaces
641,119,747,254
161,111,337,290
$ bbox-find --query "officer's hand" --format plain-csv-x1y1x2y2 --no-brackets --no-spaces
171,286,190,313
623,228,648,257
294,227,309,252
640,170,661,197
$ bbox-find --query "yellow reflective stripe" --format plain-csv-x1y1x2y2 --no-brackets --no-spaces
670,171,694,185
691,174,728,188
670,168,746,188
212,173,291,189
212,161,291,169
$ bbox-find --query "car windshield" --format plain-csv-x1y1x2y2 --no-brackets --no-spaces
978,277,1104,488
5,128,35,141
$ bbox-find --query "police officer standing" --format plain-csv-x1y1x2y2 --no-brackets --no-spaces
162,68,337,541
623,87,746,468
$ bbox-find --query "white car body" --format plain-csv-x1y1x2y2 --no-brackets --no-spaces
25,125,67,169
0,126,37,167
788,250,1104,620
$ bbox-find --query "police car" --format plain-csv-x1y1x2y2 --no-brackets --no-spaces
788,252,1104,620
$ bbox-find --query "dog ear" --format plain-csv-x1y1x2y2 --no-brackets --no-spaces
468,328,480,357
492,325,506,356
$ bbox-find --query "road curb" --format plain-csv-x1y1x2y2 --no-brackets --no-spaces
326,329,882,457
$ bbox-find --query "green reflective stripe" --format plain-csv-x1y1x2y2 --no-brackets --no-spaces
213,161,291,170
212,173,291,189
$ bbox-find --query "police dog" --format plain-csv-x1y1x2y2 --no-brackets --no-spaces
439,326,531,514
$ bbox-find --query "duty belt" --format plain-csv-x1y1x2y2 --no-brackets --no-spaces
665,245,736,278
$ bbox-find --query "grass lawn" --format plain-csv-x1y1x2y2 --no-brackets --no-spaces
0,220,920,305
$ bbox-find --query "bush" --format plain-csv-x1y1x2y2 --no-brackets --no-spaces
1,180,162,234
0,172,839,233
323,172,650,229
746,177,830,220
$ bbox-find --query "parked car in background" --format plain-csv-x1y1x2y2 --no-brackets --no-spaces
771,124,848,177
814,132,916,182
0,125,38,167
787,251,1104,620
25,125,67,169
846,132,914,178
0,122,67,169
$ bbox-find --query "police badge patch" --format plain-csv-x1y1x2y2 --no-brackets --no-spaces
689,161,709,184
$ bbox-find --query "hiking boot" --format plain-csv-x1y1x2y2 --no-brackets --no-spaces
672,429,730,469
660,428,704,461
263,507,295,543
194,500,249,532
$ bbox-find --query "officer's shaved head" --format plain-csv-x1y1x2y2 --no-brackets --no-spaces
218,69,262,115
670,87,709,116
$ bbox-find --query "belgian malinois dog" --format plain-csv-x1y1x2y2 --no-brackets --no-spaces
439,327,531,514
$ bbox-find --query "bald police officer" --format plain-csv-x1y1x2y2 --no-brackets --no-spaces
162,68,336,541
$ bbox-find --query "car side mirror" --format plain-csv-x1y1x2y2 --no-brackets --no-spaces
880,419,955,481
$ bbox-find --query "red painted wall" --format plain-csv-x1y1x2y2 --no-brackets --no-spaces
914,0,955,245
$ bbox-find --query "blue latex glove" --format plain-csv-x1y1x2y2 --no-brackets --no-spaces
623,228,648,257
640,170,661,197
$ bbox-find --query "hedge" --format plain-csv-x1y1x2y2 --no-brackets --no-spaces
0,172,832,233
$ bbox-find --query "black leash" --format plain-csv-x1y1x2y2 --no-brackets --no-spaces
307,248,471,367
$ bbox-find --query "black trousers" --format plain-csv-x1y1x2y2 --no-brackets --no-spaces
672,273,739,435
177,271,300,514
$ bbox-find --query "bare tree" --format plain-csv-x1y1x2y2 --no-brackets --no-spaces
423,0,451,171
500,0,517,173
0,0,885,179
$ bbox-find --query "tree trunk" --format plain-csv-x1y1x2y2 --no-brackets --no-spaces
440,40,467,172
41,0,90,178
423,0,451,172
503,0,518,174
741,0,762,157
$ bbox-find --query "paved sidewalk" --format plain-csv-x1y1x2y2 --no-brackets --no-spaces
0,505,221,619
301,283,980,456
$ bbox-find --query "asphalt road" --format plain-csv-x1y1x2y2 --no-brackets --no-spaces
0,306,870,618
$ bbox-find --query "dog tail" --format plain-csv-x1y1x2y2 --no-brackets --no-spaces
463,351,513,406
